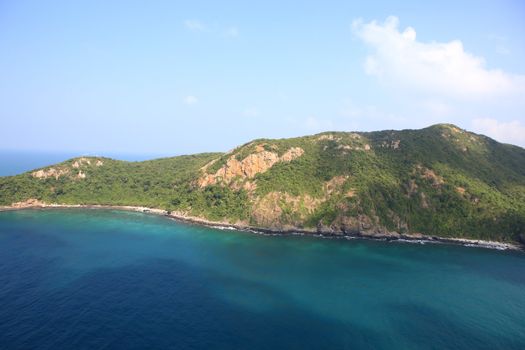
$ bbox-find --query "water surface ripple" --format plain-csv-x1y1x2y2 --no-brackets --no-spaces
1,209,524,349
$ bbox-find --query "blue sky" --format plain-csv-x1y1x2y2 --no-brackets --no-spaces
1,0,524,155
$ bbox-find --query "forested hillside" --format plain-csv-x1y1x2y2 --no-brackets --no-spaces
1,124,524,243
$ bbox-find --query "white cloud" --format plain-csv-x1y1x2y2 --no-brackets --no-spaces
352,16,525,99
184,20,206,32
471,118,525,147
184,95,198,105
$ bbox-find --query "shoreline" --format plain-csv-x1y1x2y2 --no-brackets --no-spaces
0,203,522,251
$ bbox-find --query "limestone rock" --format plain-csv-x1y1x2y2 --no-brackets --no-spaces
198,146,304,187
32,167,70,180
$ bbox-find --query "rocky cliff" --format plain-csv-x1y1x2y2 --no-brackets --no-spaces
1,124,524,244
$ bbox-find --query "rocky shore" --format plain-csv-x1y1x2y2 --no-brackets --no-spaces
0,201,522,251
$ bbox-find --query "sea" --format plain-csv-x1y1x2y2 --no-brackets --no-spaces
0,152,524,349
0,150,163,177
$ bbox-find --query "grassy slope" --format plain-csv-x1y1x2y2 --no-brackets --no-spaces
1,124,524,242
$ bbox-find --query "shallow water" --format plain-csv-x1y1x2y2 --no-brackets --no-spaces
0,209,524,349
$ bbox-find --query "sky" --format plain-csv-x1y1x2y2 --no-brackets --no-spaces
1,0,524,156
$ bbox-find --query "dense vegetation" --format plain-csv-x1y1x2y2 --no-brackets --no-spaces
1,124,524,243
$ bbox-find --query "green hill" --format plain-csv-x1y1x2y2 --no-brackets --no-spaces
1,124,524,244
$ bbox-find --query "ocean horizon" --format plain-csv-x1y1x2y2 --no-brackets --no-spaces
2,1,524,349
0,150,172,177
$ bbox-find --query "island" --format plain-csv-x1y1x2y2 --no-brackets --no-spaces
1,124,524,249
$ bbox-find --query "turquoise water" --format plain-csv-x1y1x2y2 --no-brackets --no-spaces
0,209,524,349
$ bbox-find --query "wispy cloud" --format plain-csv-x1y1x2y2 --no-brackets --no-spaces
184,95,198,105
184,20,206,32
352,16,525,100
472,118,525,146
348,16,525,147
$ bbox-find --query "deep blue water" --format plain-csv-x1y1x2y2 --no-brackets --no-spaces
0,209,524,349
0,151,78,176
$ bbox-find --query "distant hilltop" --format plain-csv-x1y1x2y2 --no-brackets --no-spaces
1,124,524,245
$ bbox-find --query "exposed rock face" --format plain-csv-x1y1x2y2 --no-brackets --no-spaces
242,181,257,192
418,166,444,187
235,151,279,178
251,192,283,226
198,147,304,187
438,125,483,153
236,169,349,228
317,134,340,141
72,158,91,168
32,157,104,181
317,133,371,153
251,191,320,227
280,147,304,161
324,176,348,196
0,123,521,247
420,192,429,208
256,176,356,229
11,198,46,208
335,214,407,238
454,186,479,205
336,144,371,152
381,140,401,149
345,190,356,198
32,167,70,180
405,179,418,197
340,215,376,234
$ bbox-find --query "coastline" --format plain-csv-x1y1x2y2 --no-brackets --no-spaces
0,203,522,251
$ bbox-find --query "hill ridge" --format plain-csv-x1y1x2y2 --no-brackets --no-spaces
1,125,524,244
